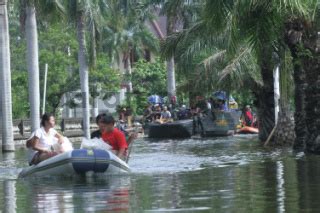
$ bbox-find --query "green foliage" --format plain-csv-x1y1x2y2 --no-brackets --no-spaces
10,20,29,119
231,90,255,109
296,43,314,59
12,71,29,119
101,1,159,65
132,58,167,96
38,24,79,114
89,54,122,100
130,58,166,114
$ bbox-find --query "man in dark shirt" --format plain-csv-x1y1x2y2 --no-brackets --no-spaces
91,113,106,139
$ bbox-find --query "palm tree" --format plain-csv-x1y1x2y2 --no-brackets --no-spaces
284,4,320,152
162,0,316,142
102,1,159,100
24,1,40,132
148,0,199,105
19,0,64,131
62,0,109,138
0,0,14,151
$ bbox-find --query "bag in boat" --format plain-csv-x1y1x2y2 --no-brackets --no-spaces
51,137,74,153
80,137,112,151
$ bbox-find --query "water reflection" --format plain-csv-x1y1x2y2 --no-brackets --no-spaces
19,176,131,212
3,137,320,212
3,180,16,213
276,161,285,213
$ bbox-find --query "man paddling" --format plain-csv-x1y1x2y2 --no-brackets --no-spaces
91,114,136,160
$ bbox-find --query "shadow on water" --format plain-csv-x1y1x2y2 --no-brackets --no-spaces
2,136,320,212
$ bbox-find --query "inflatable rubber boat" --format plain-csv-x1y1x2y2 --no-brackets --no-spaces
19,149,130,178
237,126,259,134
146,119,194,139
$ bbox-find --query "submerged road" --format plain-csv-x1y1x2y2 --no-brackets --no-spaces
0,135,319,212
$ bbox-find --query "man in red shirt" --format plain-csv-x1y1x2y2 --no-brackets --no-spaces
243,105,253,126
92,114,135,160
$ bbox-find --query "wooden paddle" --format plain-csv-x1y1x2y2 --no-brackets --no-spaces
125,130,139,163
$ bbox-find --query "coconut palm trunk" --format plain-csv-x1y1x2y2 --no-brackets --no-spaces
292,55,307,151
92,96,99,118
166,57,176,99
285,19,308,151
285,17,320,152
166,17,176,104
90,25,99,119
0,0,14,151
25,5,40,132
256,47,275,142
303,29,320,153
126,56,133,92
77,11,91,138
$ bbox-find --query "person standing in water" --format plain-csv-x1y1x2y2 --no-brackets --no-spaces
26,113,66,165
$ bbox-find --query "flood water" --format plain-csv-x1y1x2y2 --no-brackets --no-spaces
1,135,320,212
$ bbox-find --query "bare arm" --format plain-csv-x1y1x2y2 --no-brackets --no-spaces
117,148,126,159
55,132,64,144
127,132,138,146
28,137,50,153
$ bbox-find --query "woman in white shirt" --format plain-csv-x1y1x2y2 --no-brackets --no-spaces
26,113,65,165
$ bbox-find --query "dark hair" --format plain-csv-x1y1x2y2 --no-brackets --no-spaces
96,113,107,124
41,113,54,127
99,114,115,125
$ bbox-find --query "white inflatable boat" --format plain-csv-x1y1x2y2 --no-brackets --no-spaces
19,149,130,178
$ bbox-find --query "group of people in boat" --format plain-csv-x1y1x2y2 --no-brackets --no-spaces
143,104,173,124
142,93,259,129
26,113,136,166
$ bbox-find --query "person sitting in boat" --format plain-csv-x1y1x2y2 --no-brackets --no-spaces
143,104,153,122
153,104,162,121
91,114,136,160
125,106,133,127
118,107,126,122
177,105,190,120
229,97,239,110
26,113,66,165
158,106,172,123
242,105,253,126
217,99,228,111
91,113,107,139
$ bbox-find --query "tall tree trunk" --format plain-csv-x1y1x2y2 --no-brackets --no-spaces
293,58,307,151
0,0,14,151
166,17,176,103
285,18,320,153
90,25,99,119
257,47,275,142
273,65,280,124
167,57,176,98
92,96,99,118
77,12,90,138
25,5,40,132
285,19,308,151
67,46,73,118
270,51,296,147
127,56,133,92
303,28,320,153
